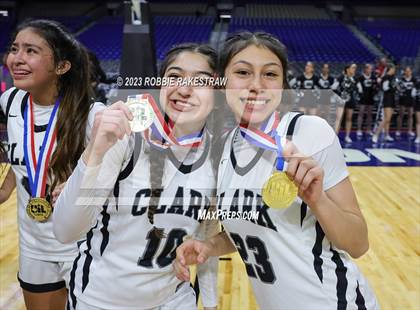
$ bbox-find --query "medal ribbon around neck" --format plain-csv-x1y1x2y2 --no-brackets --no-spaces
239,112,287,170
239,112,298,209
23,95,60,198
140,93,204,149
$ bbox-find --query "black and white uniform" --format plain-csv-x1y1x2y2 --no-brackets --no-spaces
337,75,358,109
0,87,104,292
296,74,320,107
415,78,420,112
357,73,377,106
54,132,218,309
398,76,416,107
217,113,378,309
318,74,338,107
382,74,397,108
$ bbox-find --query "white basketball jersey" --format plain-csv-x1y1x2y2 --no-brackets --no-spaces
0,87,103,261
217,113,378,309
68,135,217,309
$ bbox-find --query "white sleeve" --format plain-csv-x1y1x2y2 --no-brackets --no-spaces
412,87,417,98
316,134,349,191
294,116,349,191
85,102,106,143
53,133,131,243
194,218,220,308
289,77,297,88
0,87,16,113
383,80,390,91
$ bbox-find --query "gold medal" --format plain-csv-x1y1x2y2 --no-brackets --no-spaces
126,96,155,132
262,171,298,209
26,198,52,222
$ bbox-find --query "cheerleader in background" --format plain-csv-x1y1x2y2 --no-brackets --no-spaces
356,64,377,138
372,64,398,143
336,64,358,142
396,66,416,138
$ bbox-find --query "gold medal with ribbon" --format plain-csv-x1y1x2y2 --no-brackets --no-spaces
23,95,60,222
26,198,53,222
239,113,297,209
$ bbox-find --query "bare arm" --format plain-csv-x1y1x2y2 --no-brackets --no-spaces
0,167,16,204
310,178,368,258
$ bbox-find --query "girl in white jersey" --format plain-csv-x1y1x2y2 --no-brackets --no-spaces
53,44,220,310
0,20,103,309
174,31,379,309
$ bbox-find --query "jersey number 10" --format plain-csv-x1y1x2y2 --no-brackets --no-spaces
138,228,187,268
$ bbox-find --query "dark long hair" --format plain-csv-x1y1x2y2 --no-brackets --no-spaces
147,43,219,237
12,20,92,192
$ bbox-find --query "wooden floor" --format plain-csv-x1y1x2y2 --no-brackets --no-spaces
1,167,419,309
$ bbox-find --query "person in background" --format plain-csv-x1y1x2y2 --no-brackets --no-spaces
356,64,377,138
396,66,416,138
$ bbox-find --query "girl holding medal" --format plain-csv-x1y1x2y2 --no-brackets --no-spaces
174,31,378,309
53,44,220,310
0,20,104,309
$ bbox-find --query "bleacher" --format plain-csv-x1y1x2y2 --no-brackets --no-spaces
153,16,214,61
228,18,375,63
245,4,331,19
0,17,14,54
78,16,124,61
357,19,420,61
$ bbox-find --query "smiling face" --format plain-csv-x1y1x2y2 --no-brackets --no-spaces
7,28,59,96
159,51,214,134
224,44,284,126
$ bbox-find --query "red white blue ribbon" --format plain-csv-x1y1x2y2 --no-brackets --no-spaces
140,93,204,149
23,95,60,198
239,112,287,171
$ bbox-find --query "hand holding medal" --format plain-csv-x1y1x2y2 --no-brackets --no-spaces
239,112,334,209
282,142,326,208
125,95,155,132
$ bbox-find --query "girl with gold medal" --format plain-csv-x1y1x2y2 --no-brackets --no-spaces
0,20,104,309
173,31,378,309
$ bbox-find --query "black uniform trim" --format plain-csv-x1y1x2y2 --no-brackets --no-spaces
312,221,325,283
355,281,367,310
81,223,98,292
167,131,210,174
99,203,110,256
5,88,19,125
330,247,348,310
18,276,65,293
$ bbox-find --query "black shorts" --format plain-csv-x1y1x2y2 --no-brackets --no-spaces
415,101,420,112
359,96,375,106
345,99,356,110
399,96,414,107
383,94,396,108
